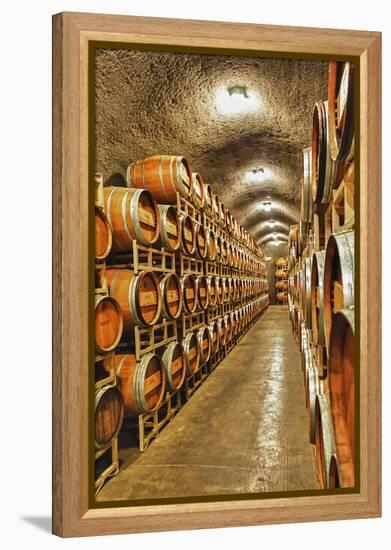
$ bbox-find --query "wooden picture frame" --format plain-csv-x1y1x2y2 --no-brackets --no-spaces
52,12,381,537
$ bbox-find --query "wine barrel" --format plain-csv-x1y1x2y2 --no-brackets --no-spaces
191,172,205,210
95,385,124,449
300,257,312,329
209,321,219,354
315,393,339,489
215,234,222,264
195,275,209,310
197,326,212,364
115,353,166,416
159,272,183,320
195,222,207,259
180,214,196,256
298,221,310,256
207,275,218,307
104,186,160,250
181,274,198,314
324,230,354,351
108,269,162,331
276,280,288,290
207,230,217,261
216,277,224,305
328,62,354,162
276,292,288,303
217,317,227,346
230,311,237,337
275,257,288,268
219,201,226,227
311,100,336,205
127,155,192,203
328,308,355,488
156,205,181,251
222,278,229,303
301,147,313,223
311,250,326,346
212,194,220,222
221,238,228,265
203,184,214,217
161,341,186,392
304,352,317,444
95,295,123,353
183,332,200,374
224,314,232,342
95,206,113,260
226,209,233,234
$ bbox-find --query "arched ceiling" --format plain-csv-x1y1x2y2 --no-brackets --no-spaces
95,48,328,258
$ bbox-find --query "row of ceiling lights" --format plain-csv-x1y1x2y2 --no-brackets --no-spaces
218,86,288,248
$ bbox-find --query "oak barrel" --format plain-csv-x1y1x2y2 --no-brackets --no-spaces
95,295,123,353
217,317,227,346
301,147,313,223
206,229,217,261
323,230,354,351
195,222,207,259
180,214,196,256
115,353,166,416
311,250,326,346
314,393,339,489
195,275,209,310
209,321,219,354
207,276,218,307
328,62,354,162
183,332,200,375
203,184,214,217
108,269,162,331
95,385,124,449
197,326,212,364
104,186,160,250
224,314,232,342
311,100,335,205
216,277,224,305
191,172,206,209
159,272,183,320
156,205,181,251
181,274,198,314
328,308,355,488
127,155,192,203
161,341,186,392
95,206,112,260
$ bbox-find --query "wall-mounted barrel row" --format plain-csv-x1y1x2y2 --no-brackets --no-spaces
288,60,355,490
94,157,269,493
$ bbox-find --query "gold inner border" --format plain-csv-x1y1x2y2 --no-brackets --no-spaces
87,41,360,509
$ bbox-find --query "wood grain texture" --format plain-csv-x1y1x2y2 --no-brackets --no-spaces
52,11,382,538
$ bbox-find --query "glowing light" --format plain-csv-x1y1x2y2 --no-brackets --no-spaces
268,220,276,227
215,86,261,116
245,167,272,183
261,202,272,212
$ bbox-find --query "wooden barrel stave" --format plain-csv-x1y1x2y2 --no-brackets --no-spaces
314,393,339,489
180,214,196,256
183,332,200,375
328,62,355,162
191,172,206,209
311,250,326,346
95,206,113,260
181,274,198,314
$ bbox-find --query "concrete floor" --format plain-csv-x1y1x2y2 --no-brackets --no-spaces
98,305,317,501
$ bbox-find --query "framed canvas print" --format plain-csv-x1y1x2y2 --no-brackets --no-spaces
52,12,381,537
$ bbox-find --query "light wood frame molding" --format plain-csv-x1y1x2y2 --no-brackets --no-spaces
52,11,381,537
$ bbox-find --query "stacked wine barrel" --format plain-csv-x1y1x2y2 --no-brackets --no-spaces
288,61,355,490
94,174,124,495
275,258,288,304
94,155,269,489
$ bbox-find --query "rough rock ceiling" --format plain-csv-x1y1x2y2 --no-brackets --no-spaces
95,48,328,255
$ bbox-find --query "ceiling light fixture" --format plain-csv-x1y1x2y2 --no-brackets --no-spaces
261,201,272,212
268,220,276,226
215,86,260,116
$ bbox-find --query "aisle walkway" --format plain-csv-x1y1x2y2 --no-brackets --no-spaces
98,305,317,501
